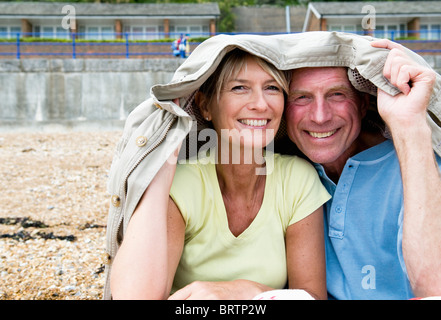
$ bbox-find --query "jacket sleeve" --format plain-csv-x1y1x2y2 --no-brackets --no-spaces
103,97,193,299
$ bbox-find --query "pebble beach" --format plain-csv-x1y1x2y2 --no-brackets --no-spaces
0,131,122,300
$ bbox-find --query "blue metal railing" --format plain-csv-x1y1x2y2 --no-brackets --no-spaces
1,31,441,59
0,32,209,59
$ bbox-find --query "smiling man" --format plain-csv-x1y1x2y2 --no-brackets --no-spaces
285,40,441,299
287,67,372,183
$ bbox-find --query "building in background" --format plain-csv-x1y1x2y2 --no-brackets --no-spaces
0,2,220,40
232,5,306,34
303,1,441,40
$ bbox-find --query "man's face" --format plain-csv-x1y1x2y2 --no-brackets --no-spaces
286,67,366,166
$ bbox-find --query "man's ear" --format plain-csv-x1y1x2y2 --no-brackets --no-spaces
195,91,211,121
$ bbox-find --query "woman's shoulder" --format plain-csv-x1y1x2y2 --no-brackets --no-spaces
175,153,215,176
171,154,217,223
271,152,315,172
269,153,322,192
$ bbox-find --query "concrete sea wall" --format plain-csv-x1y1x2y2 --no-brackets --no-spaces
0,58,182,132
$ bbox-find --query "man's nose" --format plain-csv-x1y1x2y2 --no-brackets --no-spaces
310,98,332,123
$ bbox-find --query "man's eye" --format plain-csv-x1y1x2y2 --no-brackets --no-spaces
296,95,310,102
329,92,346,100
291,95,310,106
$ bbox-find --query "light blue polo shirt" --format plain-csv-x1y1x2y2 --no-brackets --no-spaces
315,139,441,300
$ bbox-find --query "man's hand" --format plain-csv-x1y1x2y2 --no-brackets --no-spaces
371,39,436,130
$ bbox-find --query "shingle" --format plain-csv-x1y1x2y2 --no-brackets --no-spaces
312,1,441,16
0,2,220,17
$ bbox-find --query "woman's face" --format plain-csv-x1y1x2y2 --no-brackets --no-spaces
205,56,285,151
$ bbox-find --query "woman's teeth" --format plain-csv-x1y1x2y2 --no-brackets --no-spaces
308,130,336,138
239,119,268,127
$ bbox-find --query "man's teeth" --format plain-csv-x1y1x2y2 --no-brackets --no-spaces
239,119,268,127
308,130,336,138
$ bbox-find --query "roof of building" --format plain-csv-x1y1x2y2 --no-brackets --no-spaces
0,1,220,17
310,1,441,16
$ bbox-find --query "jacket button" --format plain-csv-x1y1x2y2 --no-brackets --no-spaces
102,252,111,265
136,136,147,147
111,195,121,207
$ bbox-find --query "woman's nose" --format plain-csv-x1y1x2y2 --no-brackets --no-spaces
248,90,268,112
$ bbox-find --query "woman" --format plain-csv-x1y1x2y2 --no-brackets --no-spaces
110,48,330,300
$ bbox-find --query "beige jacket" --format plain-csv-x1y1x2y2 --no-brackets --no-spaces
103,31,441,299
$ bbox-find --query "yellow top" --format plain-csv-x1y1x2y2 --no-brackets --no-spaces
170,152,330,293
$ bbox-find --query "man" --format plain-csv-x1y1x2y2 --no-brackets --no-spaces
285,39,441,299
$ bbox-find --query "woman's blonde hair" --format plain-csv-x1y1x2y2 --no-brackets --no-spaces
198,48,290,109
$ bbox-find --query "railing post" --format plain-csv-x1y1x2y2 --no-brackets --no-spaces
16,33,20,59
72,32,76,59
125,32,129,59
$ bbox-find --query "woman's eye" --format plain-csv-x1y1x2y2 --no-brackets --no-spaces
232,85,246,91
266,85,283,93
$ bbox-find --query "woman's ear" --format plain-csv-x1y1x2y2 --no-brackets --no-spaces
195,91,211,121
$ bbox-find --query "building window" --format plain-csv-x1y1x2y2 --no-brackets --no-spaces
433,24,441,40
0,26,7,38
421,24,441,40
329,23,407,39
83,26,115,40
189,26,202,37
35,26,69,39
174,25,204,37
385,25,397,39
399,24,407,38
145,26,158,40
374,25,385,38
0,26,21,38
131,26,143,40
124,25,160,40
101,26,114,40
328,24,362,35
374,24,406,40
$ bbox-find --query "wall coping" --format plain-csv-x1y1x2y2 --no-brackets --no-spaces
0,58,183,73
